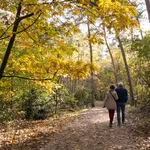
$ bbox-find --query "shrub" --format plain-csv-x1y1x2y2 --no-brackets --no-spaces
20,88,47,120
58,88,78,111
74,89,90,107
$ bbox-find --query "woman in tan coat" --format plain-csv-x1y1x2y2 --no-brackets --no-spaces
103,84,118,127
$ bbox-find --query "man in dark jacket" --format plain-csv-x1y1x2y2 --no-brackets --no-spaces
115,82,128,126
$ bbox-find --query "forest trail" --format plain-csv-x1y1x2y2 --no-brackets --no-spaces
40,101,140,150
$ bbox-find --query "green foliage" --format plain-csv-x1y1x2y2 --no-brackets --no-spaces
94,90,103,100
134,84,150,104
19,87,78,118
131,34,150,104
57,88,78,111
74,89,90,107
0,100,17,124
20,88,46,120
132,34,150,60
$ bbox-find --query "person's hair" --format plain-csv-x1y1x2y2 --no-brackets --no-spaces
118,82,123,87
110,84,115,90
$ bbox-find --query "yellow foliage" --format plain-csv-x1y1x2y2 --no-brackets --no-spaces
88,34,104,44
57,40,65,46
72,10,81,15
0,0,138,103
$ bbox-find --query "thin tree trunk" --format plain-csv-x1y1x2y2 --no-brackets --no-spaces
87,17,95,107
103,26,118,85
145,0,150,23
54,92,58,114
10,78,14,110
117,36,135,105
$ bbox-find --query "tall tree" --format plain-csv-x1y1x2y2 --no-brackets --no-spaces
117,36,135,105
87,16,95,107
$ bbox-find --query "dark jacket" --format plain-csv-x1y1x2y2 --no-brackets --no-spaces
115,86,128,103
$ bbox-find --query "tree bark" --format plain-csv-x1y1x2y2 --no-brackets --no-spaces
117,36,135,105
145,0,150,23
87,17,95,107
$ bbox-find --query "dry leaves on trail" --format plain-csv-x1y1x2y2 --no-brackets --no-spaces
40,101,150,150
0,111,82,150
0,102,150,150
127,112,150,150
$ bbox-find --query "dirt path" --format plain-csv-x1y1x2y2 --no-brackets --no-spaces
40,101,140,150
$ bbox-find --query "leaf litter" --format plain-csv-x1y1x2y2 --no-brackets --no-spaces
0,101,149,150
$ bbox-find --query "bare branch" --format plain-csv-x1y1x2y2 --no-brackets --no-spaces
137,9,146,19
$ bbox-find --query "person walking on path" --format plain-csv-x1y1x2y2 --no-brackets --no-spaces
103,84,118,127
115,82,128,126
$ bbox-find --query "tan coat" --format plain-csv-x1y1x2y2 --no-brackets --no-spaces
104,90,118,110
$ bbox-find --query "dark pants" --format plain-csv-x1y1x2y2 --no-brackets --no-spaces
117,103,125,125
108,109,115,125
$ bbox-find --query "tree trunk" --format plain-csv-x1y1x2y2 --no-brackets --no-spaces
103,26,118,85
54,92,58,114
0,1,22,79
145,0,150,23
87,17,95,107
117,36,135,105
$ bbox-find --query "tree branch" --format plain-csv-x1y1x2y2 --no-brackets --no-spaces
20,22,38,42
2,70,58,81
19,12,34,21
18,11,42,34
0,1,23,79
0,24,13,40
2,75,52,80
137,9,146,19
0,11,41,41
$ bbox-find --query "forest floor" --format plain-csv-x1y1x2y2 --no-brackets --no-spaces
0,101,150,150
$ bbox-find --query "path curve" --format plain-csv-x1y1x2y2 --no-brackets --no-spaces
40,101,138,150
